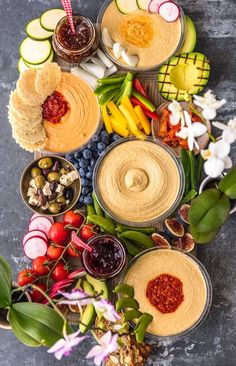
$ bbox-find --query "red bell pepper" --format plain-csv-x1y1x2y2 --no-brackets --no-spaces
131,97,159,120
133,78,149,98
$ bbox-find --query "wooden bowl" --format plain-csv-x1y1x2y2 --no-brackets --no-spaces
20,156,81,217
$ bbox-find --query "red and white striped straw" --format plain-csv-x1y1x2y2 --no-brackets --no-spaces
61,0,76,34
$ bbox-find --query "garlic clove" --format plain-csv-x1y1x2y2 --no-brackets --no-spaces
113,43,126,59
102,27,114,48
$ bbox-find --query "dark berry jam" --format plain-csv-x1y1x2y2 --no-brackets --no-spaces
42,91,68,124
82,235,126,279
58,17,93,51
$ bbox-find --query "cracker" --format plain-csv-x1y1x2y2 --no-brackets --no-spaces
17,69,45,106
35,63,62,99
9,90,42,120
14,137,46,152
8,107,42,130
12,124,46,145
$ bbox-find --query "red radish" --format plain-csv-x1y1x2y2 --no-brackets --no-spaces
71,231,93,252
158,1,180,22
30,213,54,224
23,230,48,246
68,268,86,280
148,0,166,13
23,236,48,260
29,216,52,236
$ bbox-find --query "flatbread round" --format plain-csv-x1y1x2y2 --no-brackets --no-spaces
8,107,42,130
12,124,46,145
13,136,46,152
17,69,45,106
9,90,42,120
35,63,62,99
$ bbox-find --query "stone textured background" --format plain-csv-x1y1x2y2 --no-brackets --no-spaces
0,0,235,365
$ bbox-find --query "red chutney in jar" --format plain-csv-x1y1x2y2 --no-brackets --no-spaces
146,273,184,313
42,91,68,124
58,17,93,51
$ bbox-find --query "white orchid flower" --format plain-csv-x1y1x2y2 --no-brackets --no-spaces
175,111,207,150
168,100,184,126
201,140,232,178
212,117,236,144
193,90,226,120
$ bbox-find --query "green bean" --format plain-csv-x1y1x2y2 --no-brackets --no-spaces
116,225,155,234
119,231,154,249
92,192,104,217
118,236,142,257
87,215,116,235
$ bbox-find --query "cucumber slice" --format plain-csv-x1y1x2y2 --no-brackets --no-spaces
136,0,150,10
26,18,53,41
18,58,30,73
20,37,52,65
115,0,138,13
178,15,197,54
24,50,54,67
40,8,66,31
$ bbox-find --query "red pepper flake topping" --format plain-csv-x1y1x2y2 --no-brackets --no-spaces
146,273,184,314
42,91,68,124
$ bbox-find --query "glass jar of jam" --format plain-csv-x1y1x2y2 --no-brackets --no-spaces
82,235,127,280
52,15,99,64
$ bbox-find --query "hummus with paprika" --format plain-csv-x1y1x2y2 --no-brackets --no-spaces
124,249,209,337
95,139,182,224
43,72,100,153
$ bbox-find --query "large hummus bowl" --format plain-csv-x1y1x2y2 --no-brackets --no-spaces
93,138,185,226
123,248,212,340
98,0,185,71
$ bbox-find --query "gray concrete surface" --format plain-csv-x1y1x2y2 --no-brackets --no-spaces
0,0,235,365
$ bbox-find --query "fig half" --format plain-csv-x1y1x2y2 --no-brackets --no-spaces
151,233,171,249
164,218,184,238
172,233,195,252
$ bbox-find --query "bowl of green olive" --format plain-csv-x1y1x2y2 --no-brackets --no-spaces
20,156,81,217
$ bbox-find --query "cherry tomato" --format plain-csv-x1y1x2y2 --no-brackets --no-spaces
47,243,64,260
30,283,47,303
32,256,50,275
17,269,36,286
67,242,81,258
80,224,98,241
63,210,85,228
51,262,68,282
49,222,69,244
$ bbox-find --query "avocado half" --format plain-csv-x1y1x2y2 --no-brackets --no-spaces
158,52,210,101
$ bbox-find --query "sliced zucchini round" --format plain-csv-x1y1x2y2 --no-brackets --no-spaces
20,37,52,65
26,18,53,41
40,8,66,31
24,50,54,68
115,0,138,14
18,58,30,73
136,0,150,10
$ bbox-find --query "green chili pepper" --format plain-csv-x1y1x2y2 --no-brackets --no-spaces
92,192,104,217
99,88,120,106
124,309,142,322
116,297,139,312
116,225,155,234
87,215,116,235
134,313,153,343
94,83,123,96
113,284,134,298
118,236,141,257
117,72,134,105
119,231,154,249
98,75,126,85
87,204,96,217
131,90,156,112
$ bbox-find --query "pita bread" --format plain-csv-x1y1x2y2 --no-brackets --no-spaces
13,136,46,152
17,69,45,106
35,63,62,99
12,124,46,144
9,90,42,120
8,107,42,130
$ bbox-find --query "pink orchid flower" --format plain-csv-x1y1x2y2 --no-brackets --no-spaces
58,290,94,307
93,299,121,323
86,331,118,366
47,329,87,360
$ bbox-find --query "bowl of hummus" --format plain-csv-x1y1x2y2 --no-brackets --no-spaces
93,137,185,226
97,0,185,71
123,248,212,340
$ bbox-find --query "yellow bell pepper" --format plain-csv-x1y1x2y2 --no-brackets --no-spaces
134,105,151,135
118,104,147,141
107,101,128,129
101,105,113,134
110,117,129,137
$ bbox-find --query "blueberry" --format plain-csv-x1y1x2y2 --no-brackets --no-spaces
79,168,86,178
79,195,86,204
86,171,93,179
87,143,92,149
79,159,89,168
92,134,100,142
98,150,105,156
83,149,92,160
74,151,82,160
81,178,90,187
84,196,93,205
82,187,90,195
90,158,96,167
87,166,93,172
100,131,109,144
90,142,97,151
73,162,80,170
97,142,106,151
65,153,74,161
111,133,120,142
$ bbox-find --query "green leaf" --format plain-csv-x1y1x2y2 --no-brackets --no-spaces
218,168,236,199
8,308,41,347
190,226,219,244
181,149,190,194
196,154,204,189
0,256,12,308
189,150,197,191
189,188,230,233
9,302,72,347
